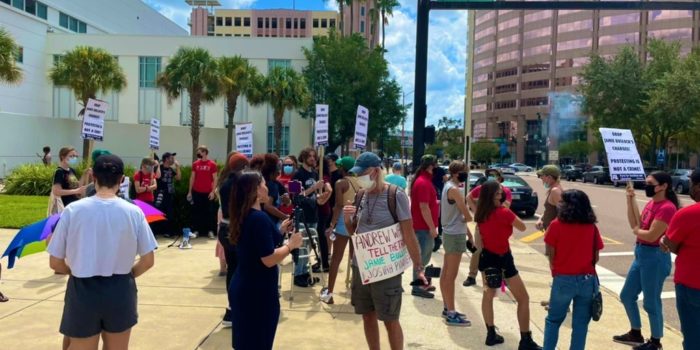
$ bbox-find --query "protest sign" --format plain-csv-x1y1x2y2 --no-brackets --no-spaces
315,104,329,147
236,122,254,157
351,223,412,285
353,105,369,150
149,118,160,150
81,98,107,141
599,128,645,181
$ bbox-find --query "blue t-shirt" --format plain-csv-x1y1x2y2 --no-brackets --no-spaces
384,173,407,190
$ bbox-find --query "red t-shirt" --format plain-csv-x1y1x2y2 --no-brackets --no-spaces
277,174,293,189
411,172,439,230
638,199,677,244
469,184,513,203
134,171,155,203
192,159,218,193
666,202,700,290
478,206,517,255
544,219,604,276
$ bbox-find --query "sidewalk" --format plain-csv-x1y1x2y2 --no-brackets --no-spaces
0,228,684,349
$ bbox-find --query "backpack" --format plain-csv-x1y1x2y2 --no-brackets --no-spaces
352,184,400,230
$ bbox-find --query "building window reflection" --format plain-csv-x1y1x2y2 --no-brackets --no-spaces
524,27,551,40
524,10,552,23
558,19,592,34
599,32,638,45
600,12,640,27
649,10,692,21
523,44,551,57
558,38,592,51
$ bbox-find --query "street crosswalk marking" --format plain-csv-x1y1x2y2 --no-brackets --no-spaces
600,251,677,262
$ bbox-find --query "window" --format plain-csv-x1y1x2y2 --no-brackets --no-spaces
520,97,549,107
235,17,241,26
15,46,23,63
558,38,591,51
524,10,552,23
300,18,306,29
495,83,517,94
23,0,34,15
476,11,495,26
257,18,263,29
524,27,551,40
216,33,223,37
558,19,592,34
599,32,638,46
523,44,550,57
649,28,691,41
267,126,290,155
244,17,250,26
474,89,487,98
361,6,365,17
497,50,518,63
523,63,550,73
495,100,516,109
330,19,336,28
313,18,319,28
226,17,232,26
243,34,250,37
294,18,298,29
139,57,161,88
498,18,519,31
475,57,494,70
495,67,518,78
321,18,327,28
556,57,588,68
268,59,291,70
476,41,495,54
473,104,487,113
59,12,87,33
216,17,223,26
475,73,489,83
475,26,495,40
498,33,519,47
12,0,20,9
37,1,46,19
360,21,365,33
650,10,692,21
265,18,270,28
600,13,640,27
521,79,549,90
272,18,277,29
286,18,292,29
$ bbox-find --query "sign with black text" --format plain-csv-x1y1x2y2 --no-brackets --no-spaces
81,98,107,141
236,122,254,157
315,104,329,147
351,223,411,285
149,118,160,150
599,128,645,181
353,105,369,150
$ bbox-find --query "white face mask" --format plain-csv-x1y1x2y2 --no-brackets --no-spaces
357,174,374,190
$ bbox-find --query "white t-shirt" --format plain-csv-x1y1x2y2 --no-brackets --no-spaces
119,177,131,199
48,196,158,278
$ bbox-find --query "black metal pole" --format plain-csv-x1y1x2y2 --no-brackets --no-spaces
413,0,430,167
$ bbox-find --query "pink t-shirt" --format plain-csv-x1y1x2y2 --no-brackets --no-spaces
638,199,676,245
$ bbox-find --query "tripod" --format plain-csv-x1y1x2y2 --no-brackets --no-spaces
289,206,326,308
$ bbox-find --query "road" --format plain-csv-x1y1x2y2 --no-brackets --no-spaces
515,173,694,333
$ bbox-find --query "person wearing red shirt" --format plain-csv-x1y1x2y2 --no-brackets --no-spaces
187,145,219,239
134,158,157,204
614,172,678,350
475,181,541,350
661,169,700,350
409,154,440,299
543,190,604,350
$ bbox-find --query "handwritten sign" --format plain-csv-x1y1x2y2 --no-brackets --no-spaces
236,122,253,157
351,223,411,285
315,104,329,147
149,118,160,150
599,128,645,181
81,98,107,141
353,105,369,150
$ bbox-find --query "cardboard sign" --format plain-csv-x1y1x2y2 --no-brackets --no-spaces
81,98,107,141
236,122,253,157
351,223,412,285
599,128,645,181
353,105,369,150
149,118,160,150
315,104,329,147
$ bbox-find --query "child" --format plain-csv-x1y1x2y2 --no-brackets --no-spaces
134,158,157,204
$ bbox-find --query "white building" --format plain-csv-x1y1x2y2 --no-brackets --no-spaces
0,0,313,176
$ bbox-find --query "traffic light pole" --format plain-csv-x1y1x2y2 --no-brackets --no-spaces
412,0,430,167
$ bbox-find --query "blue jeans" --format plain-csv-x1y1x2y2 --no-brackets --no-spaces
292,223,317,276
676,284,700,350
543,275,596,350
620,244,672,338
412,229,434,292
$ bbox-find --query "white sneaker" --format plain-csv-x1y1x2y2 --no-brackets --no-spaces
320,288,334,304
179,241,192,249
189,231,198,239
208,231,216,239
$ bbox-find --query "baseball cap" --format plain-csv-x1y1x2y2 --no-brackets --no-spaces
349,152,381,175
420,154,437,166
392,162,402,170
162,152,177,160
537,165,561,178
91,149,112,165
326,153,339,162
93,154,124,175
336,156,356,172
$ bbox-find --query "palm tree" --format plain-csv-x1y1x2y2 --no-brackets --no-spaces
0,28,22,84
157,47,219,161
49,46,126,160
378,0,400,49
369,5,380,47
217,56,259,154
248,67,310,155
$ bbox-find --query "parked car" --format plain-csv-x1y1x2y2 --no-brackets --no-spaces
509,163,533,172
469,171,485,188
582,166,610,185
671,169,693,194
562,165,584,181
501,175,538,217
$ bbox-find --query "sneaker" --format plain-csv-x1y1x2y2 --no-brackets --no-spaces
444,312,471,327
411,289,435,299
320,288,334,304
518,336,542,350
463,277,477,287
486,327,505,346
208,231,216,239
179,241,192,249
312,263,329,273
442,308,466,319
633,340,663,350
294,275,310,287
425,285,436,292
221,308,232,328
613,331,645,346
190,231,199,239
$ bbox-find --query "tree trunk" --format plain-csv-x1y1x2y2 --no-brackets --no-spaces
190,89,202,163
274,108,284,156
381,10,386,50
226,93,239,154
350,2,354,33
339,1,345,36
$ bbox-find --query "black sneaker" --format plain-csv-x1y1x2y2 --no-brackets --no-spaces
411,289,435,299
613,331,645,346
463,277,477,287
312,264,329,273
294,274,310,288
633,340,663,350
518,336,542,350
486,328,505,346
221,308,232,328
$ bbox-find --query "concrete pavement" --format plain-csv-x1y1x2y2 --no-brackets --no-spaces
0,227,684,349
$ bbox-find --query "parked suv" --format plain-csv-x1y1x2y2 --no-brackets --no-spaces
671,169,693,194
562,165,584,181
582,166,610,185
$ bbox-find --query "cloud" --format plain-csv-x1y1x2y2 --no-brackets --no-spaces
324,1,338,11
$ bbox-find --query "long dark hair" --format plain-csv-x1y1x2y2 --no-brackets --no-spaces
650,171,680,209
557,189,597,224
260,153,280,181
229,171,264,245
475,181,501,223
409,161,433,193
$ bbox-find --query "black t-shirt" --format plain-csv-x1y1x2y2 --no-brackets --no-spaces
219,173,236,220
432,166,447,200
265,178,289,224
292,167,319,224
53,167,80,206
158,166,176,194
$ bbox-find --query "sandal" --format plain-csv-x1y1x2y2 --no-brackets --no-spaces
0,291,8,302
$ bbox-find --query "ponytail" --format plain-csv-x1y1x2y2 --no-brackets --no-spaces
651,171,680,209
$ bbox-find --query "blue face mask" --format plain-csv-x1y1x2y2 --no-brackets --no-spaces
283,165,294,175
487,176,496,182
68,157,79,166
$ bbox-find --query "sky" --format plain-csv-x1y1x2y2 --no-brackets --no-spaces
144,0,468,130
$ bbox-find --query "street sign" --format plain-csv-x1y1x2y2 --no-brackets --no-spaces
549,150,559,162
656,149,665,165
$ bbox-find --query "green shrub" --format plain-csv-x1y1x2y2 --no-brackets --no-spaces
4,162,136,196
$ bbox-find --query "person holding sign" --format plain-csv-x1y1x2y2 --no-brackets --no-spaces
439,161,474,327
613,172,678,350
476,181,541,350
343,152,427,350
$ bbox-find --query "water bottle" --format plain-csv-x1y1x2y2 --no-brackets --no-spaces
329,231,336,242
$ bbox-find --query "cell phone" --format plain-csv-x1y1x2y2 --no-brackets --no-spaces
425,265,442,278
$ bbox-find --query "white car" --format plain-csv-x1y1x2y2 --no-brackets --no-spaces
509,163,533,172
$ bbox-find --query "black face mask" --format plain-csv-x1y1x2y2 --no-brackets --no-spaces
500,193,506,203
457,172,468,183
645,184,657,198
196,153,203,159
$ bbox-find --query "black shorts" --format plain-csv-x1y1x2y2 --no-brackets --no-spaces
60,274,138,338
478,249,519,279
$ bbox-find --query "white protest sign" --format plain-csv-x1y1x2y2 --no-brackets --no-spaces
351,223,412,285
81,98,107,141
599,128,645,181
353,105,369,149
149,118,160,150
235,122,254,157
315,104,329,147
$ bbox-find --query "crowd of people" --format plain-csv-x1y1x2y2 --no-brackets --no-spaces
5,143,697,350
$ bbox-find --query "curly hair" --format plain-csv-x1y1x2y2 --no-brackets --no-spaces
557,189,597,224
260,153,280,181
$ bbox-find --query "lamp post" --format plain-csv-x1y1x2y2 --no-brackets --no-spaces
402,89,415,174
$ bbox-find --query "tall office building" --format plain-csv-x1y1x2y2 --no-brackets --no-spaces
467,5,700,165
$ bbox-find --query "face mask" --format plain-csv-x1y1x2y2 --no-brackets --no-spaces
543,183,550,190
457,172,468,183
68,157,78,166
357,174,374,190
500,194,507,204
487,176,496,182
196,153,203,159
283,165,294,175
645,184,658,198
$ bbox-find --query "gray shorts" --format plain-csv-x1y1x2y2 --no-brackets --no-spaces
351,266,404,321
60,274,138,338
443,233,467,254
